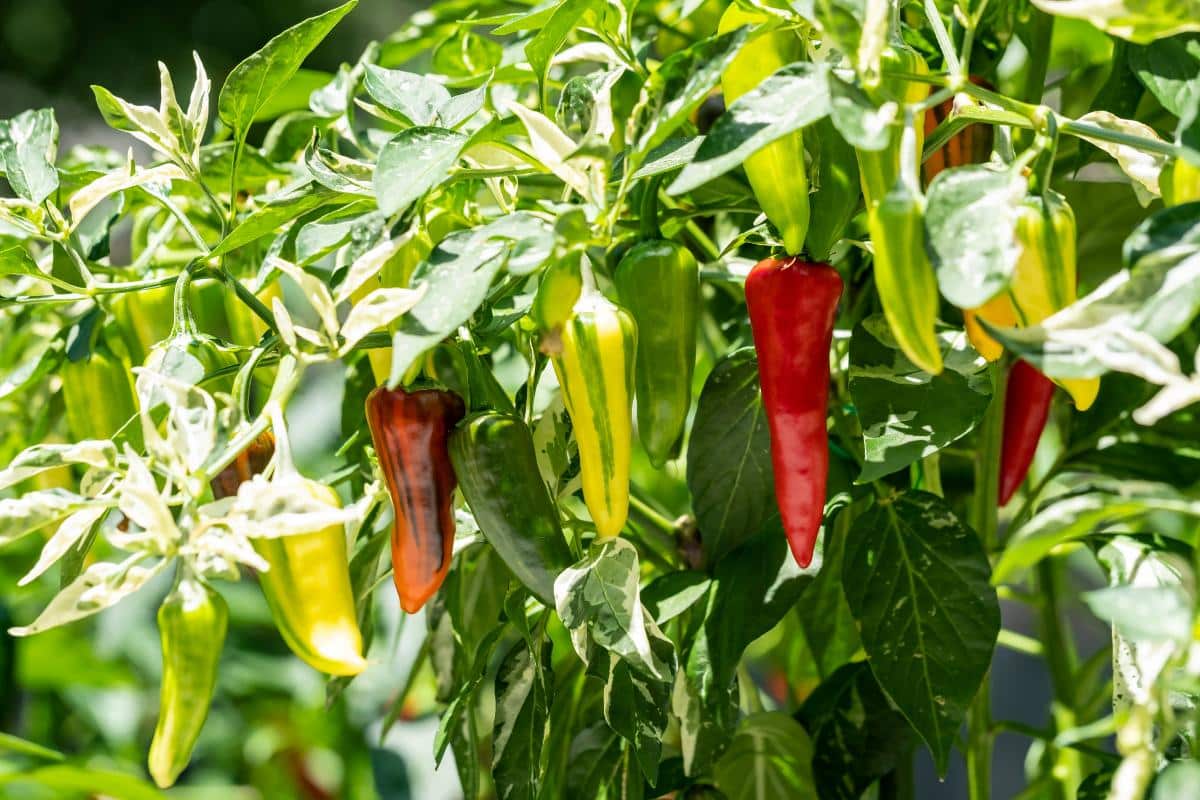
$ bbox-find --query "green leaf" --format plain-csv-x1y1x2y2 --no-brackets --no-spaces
304,137,375,196
565,723,623,794
796,662,915,800
925,164,1027,308
637,29,750,159
642,571,711,626
0,109,59,205
525,0,604,105
791,521,862,684
0,732,64,761
669,63,830,195
211,181,350,257
1031,0,1200,45
554,538,673,681
828,73,894,151
1128,35,1200,117
849,315,993,482
363,65,452,126
992,483,1200,583
687,349,777,562
1083,585,1193,642
0,765,165,799
373,127,468,216
713,713,817,800
0,246,42,278
217,0,357,144
842,490,999,775
0,337,65,401
492,641,552,800
602,642,673,783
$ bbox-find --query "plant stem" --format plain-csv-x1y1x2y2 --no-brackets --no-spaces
1037,557,1082,798
627,493,680,567
967,361,1006,800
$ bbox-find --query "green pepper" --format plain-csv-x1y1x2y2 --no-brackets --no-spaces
718,5,809,255
551,291,637,539
1162,157,1200,207
449,411,574,604
867,121,943,375
148,576,227,788
613,239,699,466
114,278,237,365
144,272,239,394
805,117,861,262
61,335,139,445
531,250,584,337
856,44,929,210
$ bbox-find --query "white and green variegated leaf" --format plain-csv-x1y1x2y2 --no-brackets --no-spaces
0,440,116,492
226,474,359,539
339,286,427,352
0,109,59,205
7,556,167,637
19,506,109,586
0,490,91,548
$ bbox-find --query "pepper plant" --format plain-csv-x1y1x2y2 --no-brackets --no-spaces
2,0,1200,797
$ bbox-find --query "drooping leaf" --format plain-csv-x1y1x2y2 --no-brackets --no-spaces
842,490,1000,775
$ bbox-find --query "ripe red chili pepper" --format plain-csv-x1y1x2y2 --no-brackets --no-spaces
999,360,1056,506
365,387,465,613
745,257,842,568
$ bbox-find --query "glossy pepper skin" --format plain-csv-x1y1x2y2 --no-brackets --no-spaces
148,577,227,788
449,412,574,604
966,192,1099,410
613,240,699,466
552,293,637,539
115,279,235,364
62,338,139,443
718,5,809,255
922,77,994,184
857,45,929,210
805,117,861,262
211,432,367,676
144,273,239,395
999,360,1056,505
531,252,584,338
1161,158,1200,207
745,258,842,568
366,387,465,613
868,172,944,374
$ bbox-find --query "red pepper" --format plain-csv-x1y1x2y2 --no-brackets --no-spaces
365,387,466,613
999,360,1055,506
745,258,842,568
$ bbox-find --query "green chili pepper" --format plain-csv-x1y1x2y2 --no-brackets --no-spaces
144,272,239,394
531,250,584,337
551,291,637,539
867,120,943,375
61,335,139,445
614,239,699,466
148,576,227,788
805,117,861,262
856,44,929,211
450,411,574,604
718,5,810,255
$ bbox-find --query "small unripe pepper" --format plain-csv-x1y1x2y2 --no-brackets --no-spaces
856,43,929,210
551,292,637,539
999,360,1056,505
745,257,842,568
449,411,574,604
366,386,465,613
148,576,227,788
613,236,699,467
144,272,239,394
718,5,809,255
61,335,139,445
531,250,584,342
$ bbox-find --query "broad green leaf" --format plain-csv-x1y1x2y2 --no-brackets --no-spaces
686,349,777,561
925,164,1027,308
211,182,350,257
0,245,43,278
669,63,831,195
1031,0,1200,44
849,315,993,482
1129,35,1200,116
217,1,357,144
828,73,894,151
713,713,817,800
992,483,1200,583
524,0,603,104
791,521,862,686
363,65,452,125
796,662,915,800
385,216,549,384
636,29,750,159
555,538,672,681
0,337,66,400
842,491,999,775
0,109,59,205
373,127,468,215
642,571,711,626
492,641,552,800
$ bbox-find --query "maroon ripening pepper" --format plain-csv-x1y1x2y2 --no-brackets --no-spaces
745,257,843,568
365,387,466,613
999,360,1056,506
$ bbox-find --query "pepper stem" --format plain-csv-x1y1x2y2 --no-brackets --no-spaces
170,264,200,339
638,176,663,241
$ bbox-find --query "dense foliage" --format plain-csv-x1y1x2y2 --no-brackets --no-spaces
2,0,1200,797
